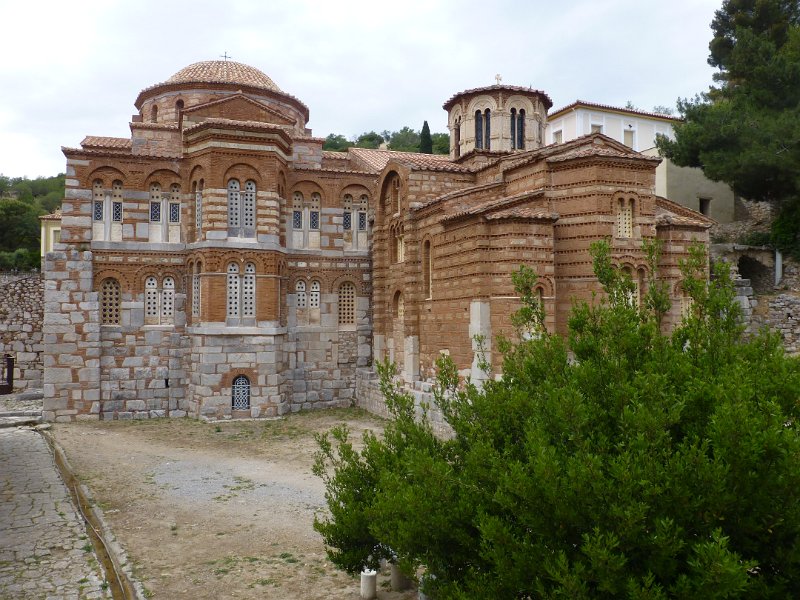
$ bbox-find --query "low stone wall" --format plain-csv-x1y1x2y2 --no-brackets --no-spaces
0,271,44,391
355,368,453,438
750,293,800,354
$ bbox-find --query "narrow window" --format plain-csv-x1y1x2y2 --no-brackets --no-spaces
358,210,367,231
510,108,517,150
150,104,158,123
149,183,162,222
161,276,175,322
112,180,123,223
296,280,307,309
591,124,603,134
310,193,321,230
169,184,180,223
195,179,204,237
624,128,635,148
92,180,104,221
112,201,123,222
100,278,121,325
338,281,355,326
309,280,321,309
517,109,525,150
423,240,432,299
145,276,159,324
242,263,256,318
484,109,491,150
393,291,404,319
175,99,184,112
617,198,634,239
227,263,240,319
553,130,563,144
454,116,461,158
232,375,250,410
228,179,241,231
242,180,256,235
475,110,483,149
192,263,201,318
699,197,711,216
343,194,353,230
292,191,303,229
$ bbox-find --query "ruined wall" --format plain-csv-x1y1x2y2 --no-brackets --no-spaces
0,272,44,391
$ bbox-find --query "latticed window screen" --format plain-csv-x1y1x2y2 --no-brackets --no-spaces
169,202,180,223
310,193,321,230
309,280,320,309
296,280,307,309
161,277,175,320
293,210,303,229
232,375,250,410
145,276,159,318
100,279,120,325
243,263,256,317
338,282,355,326
112,180,123,204
228,179,241,229
617,198,634,238
150,202,161,223
358,212,367,231
192,271,200,317
93,201,104,221
310,211,320,230
242,180,256,230
112,202,123,222
343,212,352,230
227,263,240,318
195,190,202,233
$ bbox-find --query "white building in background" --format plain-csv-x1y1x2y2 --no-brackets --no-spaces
547,101,734,223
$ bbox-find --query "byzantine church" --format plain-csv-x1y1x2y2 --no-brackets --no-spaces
43,60,710,422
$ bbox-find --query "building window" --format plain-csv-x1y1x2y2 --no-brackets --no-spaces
227,263,240,320
296,280,307,309
232,375,250,410
591,123,603,134
194,179,204,239
242,263,256,318
310,193,320,230
454,116,461,158
161,277,175,323
553,130,563,144
192,263,201,318
343,193,369,250
699,197,711,216
624,128,635,148
228,179,241,232
150,184,162,222
422,240,432,299
169,184,181,224
510,108,517,150
225,262,257,324
100,278,121,325
338,281,355,327
291,191,322,248
475,110,483,149
242,180,256,234
309,280,320,309
150,104,158,123
145,276,159,324
93,180,124,241
617,197,634,239
393,291,404,319
484,109,491,150
517,109,525,150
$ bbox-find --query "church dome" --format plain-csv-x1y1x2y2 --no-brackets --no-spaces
165,60,281,93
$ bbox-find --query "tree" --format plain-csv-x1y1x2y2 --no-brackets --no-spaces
652,105,674,116
315,241,800,598
420,121,433,154
387,127,421,152
354,131,384,149
431,132,450,155
657,2,800,255
322,134,353,152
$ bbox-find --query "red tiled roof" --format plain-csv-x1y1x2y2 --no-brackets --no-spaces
166,61,281,92
546,144,652,163
39,209,62,221
443,84,553,110
441,189,546,222
655,196,715,228
549,100,682,122
485,207,559,221
349,148,471,173
81,136,132,150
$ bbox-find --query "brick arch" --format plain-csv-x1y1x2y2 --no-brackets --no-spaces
503,95,535,114
131,266,183,292
378,168,406,218
144,168,181,189
533,276,555,297
188,164,206,185
337,182,371,201
222,163,262,189
287,272,330,293
467,96,499,114
449,106,463,129
221,368,257,391
93,268,131,291
86,166,126,188
290,179,325,200
331,272,367,296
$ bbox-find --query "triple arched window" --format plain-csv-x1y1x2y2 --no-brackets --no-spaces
228,179,256,238
144,275,175,325
226,262,257,325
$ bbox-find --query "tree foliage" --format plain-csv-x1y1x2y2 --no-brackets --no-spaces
657,1,800,255
322,127,450,155
314,241,800,599
420,121,433,154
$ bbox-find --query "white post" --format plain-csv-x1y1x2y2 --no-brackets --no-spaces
360,569,377,599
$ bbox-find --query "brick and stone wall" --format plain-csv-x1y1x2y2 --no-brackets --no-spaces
0,271,44,391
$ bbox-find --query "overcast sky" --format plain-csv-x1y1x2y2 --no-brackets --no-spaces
1,0,722,179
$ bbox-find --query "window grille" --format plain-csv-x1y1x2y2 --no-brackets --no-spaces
358,212,367,231
517,109,525,149
343,212,352,230
150,201,161,223
169,202,180,223
100,278,120,325
309,280,320,309
293,210,302,229
112,202,123,222
310,211,320,230
510,108,517,150
93,201,104,221
161,277,175,320
296,280,307,309
242,180,256,231
145,276,159,319
227,263,240,318
618,198,634,238
232,375,250,410
338,282,355,326
242,263,256,317
228,179,241,230
195,189,202,233
192,270,200,317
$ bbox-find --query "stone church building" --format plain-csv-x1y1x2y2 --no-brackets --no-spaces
43,60,711,422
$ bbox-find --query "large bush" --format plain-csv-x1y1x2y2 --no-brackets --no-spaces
314,242,800,599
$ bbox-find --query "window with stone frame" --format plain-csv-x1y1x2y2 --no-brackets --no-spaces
342,193,369,250
92,179,124,241
112,181,123,223
393,291,404,319
93,180,104,222
295,280,307,325
422,239,432,299
194,179,204,240
475,110,483,149
242,180,256,236
242,263,256,319
338,281,356,328
150,183,162,223
290,191,322,249
484,108,491,150
161,277,175,323
516,109,525,150
232,374,250,410
309,279,321,325
454,115,462,158
226,263,240,321
100,278,121,325
191,262,201,319
616,197,635,239
144,276,160,325
510,109,517,150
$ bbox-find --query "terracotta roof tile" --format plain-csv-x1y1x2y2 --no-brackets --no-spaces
442,189,546,222
655,196,715,228
549,100,682,122
443,84,553,110
39,209,62,220
348,148,471,173
485,207,559,221
81,136,132,150
166,61,281,92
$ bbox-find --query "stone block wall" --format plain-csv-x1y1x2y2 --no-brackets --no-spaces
0,272,44,390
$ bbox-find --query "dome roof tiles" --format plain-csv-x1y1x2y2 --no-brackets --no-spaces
165,61,281,92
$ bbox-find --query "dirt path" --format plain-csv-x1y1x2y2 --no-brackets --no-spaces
51,409,416,599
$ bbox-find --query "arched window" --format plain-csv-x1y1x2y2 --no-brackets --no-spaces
617,197,634,238
296,280,307,309
342,193,369,250
393,291,404,319
161,277,175,323
100,278,121,325
309,280,320,309
291,191,322,249
227,263,240,320
338,281,356,327
343,194,353,231
475,110,483,149
232,375,250,410
310,193,321,232
194,179,204,240
111,181,123,226
422,240,432,299
145,276,159,325
454,116,461,158
168,184,181,242
292,192,304,231
192,262,201,318
227,179,241,233
517,109,526,150
92,180,104,223
243,263,256,318
510,108,517,150
242,180,256,236
175,99,184,112
484,109,491,150
150,104,158,123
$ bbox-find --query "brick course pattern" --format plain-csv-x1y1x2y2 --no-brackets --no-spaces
43,61,711,421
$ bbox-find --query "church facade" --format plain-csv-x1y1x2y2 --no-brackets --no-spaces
42,61,710,422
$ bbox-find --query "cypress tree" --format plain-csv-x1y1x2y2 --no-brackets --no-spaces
420,121,433,154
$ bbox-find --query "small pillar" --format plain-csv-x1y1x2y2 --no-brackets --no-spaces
403,335,419,383
391,563,412,591
360,569,377,599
